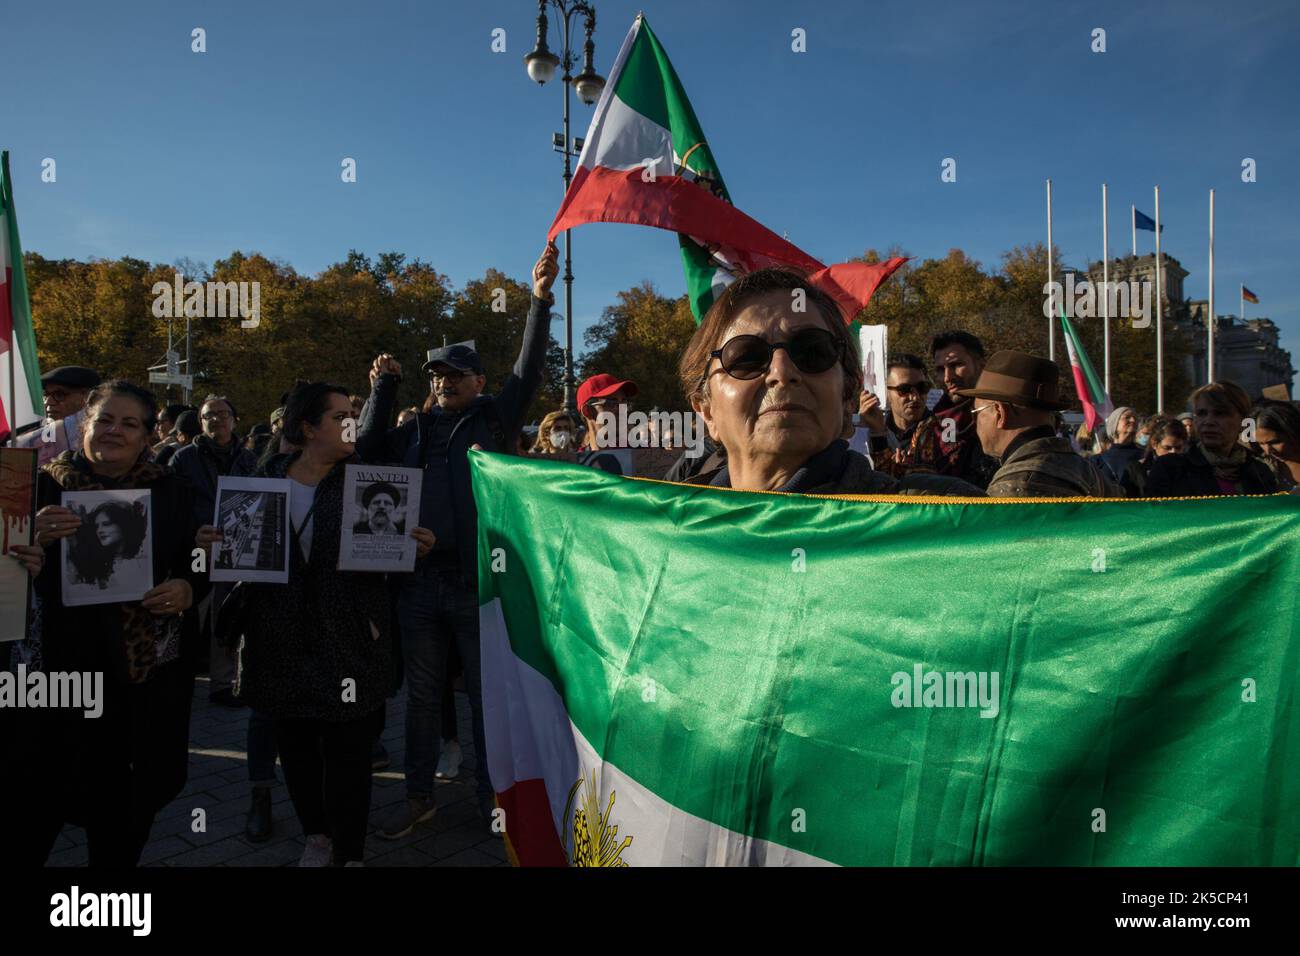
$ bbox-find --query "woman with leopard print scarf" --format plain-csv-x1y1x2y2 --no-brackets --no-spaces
15,380,203,866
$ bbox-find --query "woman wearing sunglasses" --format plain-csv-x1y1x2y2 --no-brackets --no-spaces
677,269,982,496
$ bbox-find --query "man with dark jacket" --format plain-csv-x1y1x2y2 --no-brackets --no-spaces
154,408,201,468
963,351,1121,498
864,353,932,474
358,241,558,837
886,332,998,488
168,395,258,706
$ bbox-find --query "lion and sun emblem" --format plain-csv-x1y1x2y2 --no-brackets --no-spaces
562,771,633,867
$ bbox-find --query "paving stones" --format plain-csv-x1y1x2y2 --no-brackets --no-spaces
48,680,503,867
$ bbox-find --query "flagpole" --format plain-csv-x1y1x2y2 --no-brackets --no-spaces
6,320,13,448
2,153,14,447
1240,284,1245,323
1046,179,1055,362
1207,188,1215,384
1154,186,1164,414
1131,205,1137,257
1102,183,1110,395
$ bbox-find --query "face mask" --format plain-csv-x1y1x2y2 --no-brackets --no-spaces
1137,434,1149,447
551,431,571,450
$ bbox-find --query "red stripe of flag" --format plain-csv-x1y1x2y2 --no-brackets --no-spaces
495,778,568,867
548,166,904,322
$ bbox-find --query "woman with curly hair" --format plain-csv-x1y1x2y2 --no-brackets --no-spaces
66,499,150,589
533,409,580,455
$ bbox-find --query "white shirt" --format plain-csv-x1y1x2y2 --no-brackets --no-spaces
289,478,317,561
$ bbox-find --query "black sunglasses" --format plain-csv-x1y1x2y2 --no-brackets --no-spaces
709,328,844,381
887,383,929,397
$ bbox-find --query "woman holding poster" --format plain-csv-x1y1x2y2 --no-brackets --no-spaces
202,382,434,866
19,380,201,867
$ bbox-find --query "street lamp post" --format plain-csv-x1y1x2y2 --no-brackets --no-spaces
524,0,605,414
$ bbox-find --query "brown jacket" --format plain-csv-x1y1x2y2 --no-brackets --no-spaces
987,433,1121,498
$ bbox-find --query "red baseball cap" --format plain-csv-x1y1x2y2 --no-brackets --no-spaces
577,374,638,414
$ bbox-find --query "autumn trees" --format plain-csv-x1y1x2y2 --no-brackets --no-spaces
853,244,1191,414
25,242,1193,430
26,250,558,425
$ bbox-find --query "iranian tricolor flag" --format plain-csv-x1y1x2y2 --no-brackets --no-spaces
475,452,1300,867
1059,307,1112,435
0,151,43,439
548,15,904,323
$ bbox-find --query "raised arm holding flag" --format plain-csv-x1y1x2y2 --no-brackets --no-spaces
547,15,904,325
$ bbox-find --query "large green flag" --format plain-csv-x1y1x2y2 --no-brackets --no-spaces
473,452,1300,867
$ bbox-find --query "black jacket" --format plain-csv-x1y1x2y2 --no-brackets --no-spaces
235,453,394,721
665,435,720,483
356,295,553,581
34,454,203,681
1095,442,1144,487
687,439,986,497
169,436,258,527
1142,444,1279,498
25,454,203,830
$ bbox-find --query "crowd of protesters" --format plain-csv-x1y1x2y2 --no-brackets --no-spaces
2,250,1296,868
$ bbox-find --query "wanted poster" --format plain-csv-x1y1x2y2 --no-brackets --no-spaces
338,465,422,572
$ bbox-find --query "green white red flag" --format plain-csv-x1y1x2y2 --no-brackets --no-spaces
547,15,904,323
0,151,43,439
473,451,1300,866
1059,307,1112,434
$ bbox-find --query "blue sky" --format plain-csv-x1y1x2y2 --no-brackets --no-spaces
3,0,1298,382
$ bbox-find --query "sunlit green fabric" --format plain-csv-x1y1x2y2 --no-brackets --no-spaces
473,451,1300,866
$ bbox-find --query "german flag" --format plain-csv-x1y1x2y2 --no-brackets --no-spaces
1243,286,1260,304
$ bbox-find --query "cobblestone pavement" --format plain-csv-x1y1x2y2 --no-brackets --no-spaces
45,676,507,867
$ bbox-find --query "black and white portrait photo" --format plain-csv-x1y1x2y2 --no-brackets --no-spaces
352,480,405,536
60,489,153,606
339,465,422,572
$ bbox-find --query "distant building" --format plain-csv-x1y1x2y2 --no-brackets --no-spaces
1084,253,1293,402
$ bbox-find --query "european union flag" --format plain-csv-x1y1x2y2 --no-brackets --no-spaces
1134,209,1163,233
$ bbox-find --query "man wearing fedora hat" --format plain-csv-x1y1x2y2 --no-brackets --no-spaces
961,350,1120,498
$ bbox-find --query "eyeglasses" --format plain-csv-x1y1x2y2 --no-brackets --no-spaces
887,383,929,397
202,411,233,422
430,370,470,383
708,328,844,381
971,403,996,416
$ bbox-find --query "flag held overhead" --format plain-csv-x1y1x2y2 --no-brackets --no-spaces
547,15,903,323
